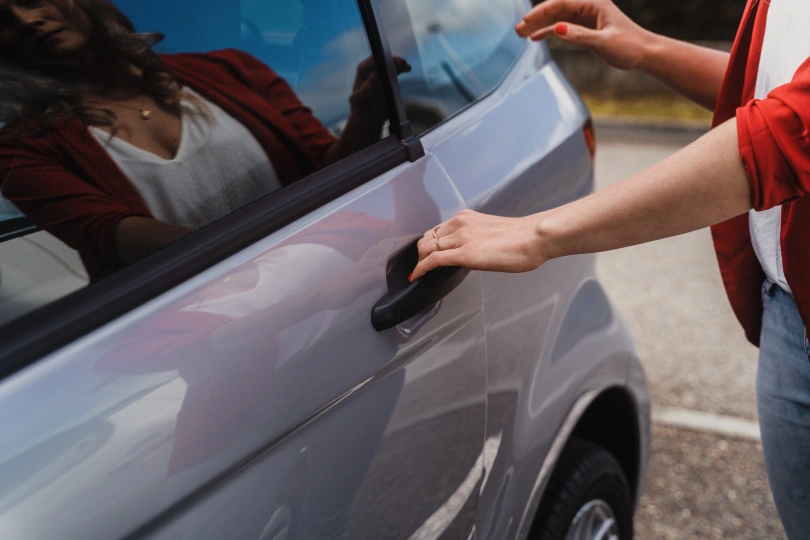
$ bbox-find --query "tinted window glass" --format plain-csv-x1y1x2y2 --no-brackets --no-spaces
0,0,393,326
378,0,525,135
0,195,21,222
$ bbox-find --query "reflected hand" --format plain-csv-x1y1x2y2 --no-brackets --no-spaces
515,0,649,71
410,210,545,281
349,56,412,121
328,57,413,164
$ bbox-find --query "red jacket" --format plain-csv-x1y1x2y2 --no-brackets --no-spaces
712,0,810,346
0,49,337,281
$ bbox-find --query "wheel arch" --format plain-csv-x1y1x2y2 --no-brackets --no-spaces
516,385,644,539
569,387,641,502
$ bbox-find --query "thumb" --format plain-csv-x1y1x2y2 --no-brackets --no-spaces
553,22,601,47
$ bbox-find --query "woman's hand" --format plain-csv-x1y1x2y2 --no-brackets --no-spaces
410,210,547,281
349,56,412,125
325,56,412,165
409,119,751,284
515,0,650,71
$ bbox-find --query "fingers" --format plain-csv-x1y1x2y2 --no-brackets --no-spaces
393,56,413,74
417,230,462,262
355,56,375,78
410,249,463,281
412,210,486,280
531,22,602,46
526,24,557,42
350,73,380,103
516,0,597,37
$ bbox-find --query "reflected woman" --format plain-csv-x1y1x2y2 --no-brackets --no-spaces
0,0,404,280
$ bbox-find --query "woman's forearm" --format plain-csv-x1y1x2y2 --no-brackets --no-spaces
538,118,749,260
411,118,752,280
115,216,193,265
636,31,730,111
323,115,382,166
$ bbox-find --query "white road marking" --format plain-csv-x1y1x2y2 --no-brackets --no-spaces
652,407,761,441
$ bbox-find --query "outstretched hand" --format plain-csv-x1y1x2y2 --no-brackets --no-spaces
410,210,548,281
515,0,649,71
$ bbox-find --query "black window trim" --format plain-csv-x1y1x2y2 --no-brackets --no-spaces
0,216,37,243
0,0,424,379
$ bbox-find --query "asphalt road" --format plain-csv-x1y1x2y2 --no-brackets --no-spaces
593,124,786,539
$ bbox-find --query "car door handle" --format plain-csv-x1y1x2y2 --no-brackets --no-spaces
371,240,470,332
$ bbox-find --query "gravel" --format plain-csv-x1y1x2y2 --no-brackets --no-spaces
635,425,785,539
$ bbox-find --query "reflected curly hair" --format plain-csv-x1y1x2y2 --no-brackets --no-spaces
0,0,189,130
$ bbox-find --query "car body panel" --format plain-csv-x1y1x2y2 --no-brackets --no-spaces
422,40,648,539
0,155,488,539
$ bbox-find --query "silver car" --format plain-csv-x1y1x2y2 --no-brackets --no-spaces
0,0,649,538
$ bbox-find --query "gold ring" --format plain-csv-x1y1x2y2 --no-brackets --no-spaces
433,226,442,251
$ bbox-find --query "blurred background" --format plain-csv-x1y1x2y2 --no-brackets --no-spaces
544,0,789,538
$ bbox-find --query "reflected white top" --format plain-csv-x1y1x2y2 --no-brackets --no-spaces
748,0,810,293
90,88,281,230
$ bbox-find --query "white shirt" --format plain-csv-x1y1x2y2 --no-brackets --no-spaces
749,0,810,293
90,88,282,230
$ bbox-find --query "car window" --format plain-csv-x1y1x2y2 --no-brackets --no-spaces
376,0,526,135
0,0,390,326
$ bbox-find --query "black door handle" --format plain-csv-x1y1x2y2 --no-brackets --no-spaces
371,240,470,332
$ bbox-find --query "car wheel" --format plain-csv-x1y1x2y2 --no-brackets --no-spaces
529,438,633,540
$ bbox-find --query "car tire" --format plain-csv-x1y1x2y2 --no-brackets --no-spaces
529,438,634,540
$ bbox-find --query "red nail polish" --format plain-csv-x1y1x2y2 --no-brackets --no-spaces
408,272,414,282
555,23,568,36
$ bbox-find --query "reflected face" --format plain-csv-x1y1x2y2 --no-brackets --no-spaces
0,0,91,67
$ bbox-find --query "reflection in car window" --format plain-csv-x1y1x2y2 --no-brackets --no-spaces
0,195,21,222
0,0,395,326
377,0,525,135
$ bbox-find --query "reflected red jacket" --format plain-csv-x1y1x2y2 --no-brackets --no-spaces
0,49,336,281
712,0,810,346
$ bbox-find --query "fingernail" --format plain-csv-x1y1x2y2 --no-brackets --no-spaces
555,23,568,36
408,272,414,282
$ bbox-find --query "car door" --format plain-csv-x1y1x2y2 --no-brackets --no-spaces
0,1,486,538
375,0,602,537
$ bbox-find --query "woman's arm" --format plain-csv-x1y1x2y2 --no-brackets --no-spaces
115,217,193,265
516,0,729,110
411,118,750,279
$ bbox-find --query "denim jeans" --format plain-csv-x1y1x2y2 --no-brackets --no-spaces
757,280,810,540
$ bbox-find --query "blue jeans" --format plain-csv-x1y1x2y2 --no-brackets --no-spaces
757,280,810,540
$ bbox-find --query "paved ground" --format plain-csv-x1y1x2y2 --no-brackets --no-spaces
635,425,783,539
593,125,786,539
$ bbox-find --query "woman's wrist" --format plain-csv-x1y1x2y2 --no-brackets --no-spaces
633,28,666,74
533,210,565,264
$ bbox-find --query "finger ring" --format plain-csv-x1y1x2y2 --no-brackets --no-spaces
433,226,442,251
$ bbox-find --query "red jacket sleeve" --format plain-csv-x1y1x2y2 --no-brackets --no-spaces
736,56,810,211
206,49,337,165
0,140,148,272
